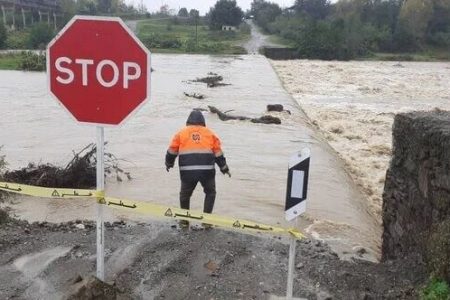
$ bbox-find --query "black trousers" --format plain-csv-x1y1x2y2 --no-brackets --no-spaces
180,175,216,213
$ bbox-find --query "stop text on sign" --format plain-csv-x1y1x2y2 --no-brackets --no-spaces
55,57,141,89
47,16,150,125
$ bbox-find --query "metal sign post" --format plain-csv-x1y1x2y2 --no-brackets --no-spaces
96,126,105,280
285,148,310,300
47,16,151,281
286,218,298,299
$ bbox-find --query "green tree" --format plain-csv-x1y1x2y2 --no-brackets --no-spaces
60,0,77,16
427,0,450,46
398,0,433,43
189,9,200,18
98,0,113,13
0,23,6,49
208,0,244,30
76,0,98,15
251,0,282,31
178,7,189,17
159,4,170,16
294,0,331,20
27,23,55,49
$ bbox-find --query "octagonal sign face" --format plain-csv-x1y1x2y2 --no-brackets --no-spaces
47,16,151,126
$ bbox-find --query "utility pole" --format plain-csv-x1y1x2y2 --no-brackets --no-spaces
195,16,198,50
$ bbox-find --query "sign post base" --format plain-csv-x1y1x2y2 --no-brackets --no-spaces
286,219,298,299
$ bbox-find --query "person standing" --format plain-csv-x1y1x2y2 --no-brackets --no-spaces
165,110,230,228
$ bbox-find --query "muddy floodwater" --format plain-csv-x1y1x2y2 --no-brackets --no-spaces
272,60,450,221
0,54,380,259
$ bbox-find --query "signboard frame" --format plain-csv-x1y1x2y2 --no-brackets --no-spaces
46,15,151,127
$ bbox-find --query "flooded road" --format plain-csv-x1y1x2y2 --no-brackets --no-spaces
242,20,281,54
0,54,380,258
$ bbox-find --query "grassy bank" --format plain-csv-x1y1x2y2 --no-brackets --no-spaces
136,18,250,54
267,34,296,48
367,48,450,62
0,53,22,70
0,52,46,71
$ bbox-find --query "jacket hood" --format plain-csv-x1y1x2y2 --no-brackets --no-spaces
186,110,206,126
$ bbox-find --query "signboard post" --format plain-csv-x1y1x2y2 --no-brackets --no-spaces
96,126,105,280
47,15,151,280
285,148,310,299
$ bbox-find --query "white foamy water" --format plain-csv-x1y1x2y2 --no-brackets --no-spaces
272,59,450,220
0,54,380,258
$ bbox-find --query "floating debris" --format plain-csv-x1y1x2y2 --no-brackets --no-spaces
208,106,281,125
184,92,205,99
2,144,130,189
191,75,231,88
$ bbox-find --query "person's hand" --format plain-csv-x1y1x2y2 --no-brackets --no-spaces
221,165,231,177
165,162,173,172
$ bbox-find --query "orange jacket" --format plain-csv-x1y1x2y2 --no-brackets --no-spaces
166,125,227,176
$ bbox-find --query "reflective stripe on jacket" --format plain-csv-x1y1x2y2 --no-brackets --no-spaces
166,125,225,175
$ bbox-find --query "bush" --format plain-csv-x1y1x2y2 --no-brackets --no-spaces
27,23,55,49
141,34,182,49
428,31,450,47
19,51,46,71
421,278,450,300
160,39,181,49
184,38,197,52
184,39,230,54
6,30,29,49
141,34,161,48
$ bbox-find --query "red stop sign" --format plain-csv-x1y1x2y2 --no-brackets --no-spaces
47,16,151,126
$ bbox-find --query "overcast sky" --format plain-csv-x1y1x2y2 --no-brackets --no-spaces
127,0,296,15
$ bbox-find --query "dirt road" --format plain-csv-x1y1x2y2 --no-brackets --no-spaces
242,20,282,54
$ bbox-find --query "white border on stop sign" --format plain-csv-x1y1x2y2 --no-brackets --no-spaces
46,15,152,127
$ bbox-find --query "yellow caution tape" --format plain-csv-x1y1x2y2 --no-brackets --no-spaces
0,181,96,199
105,196,303,239
0,181,303,239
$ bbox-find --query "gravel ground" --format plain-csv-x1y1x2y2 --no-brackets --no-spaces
0,217,426,300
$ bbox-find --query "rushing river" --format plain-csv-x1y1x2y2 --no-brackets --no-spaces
0,54,381,259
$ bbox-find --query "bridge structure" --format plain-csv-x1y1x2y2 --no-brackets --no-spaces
0,0,61,30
